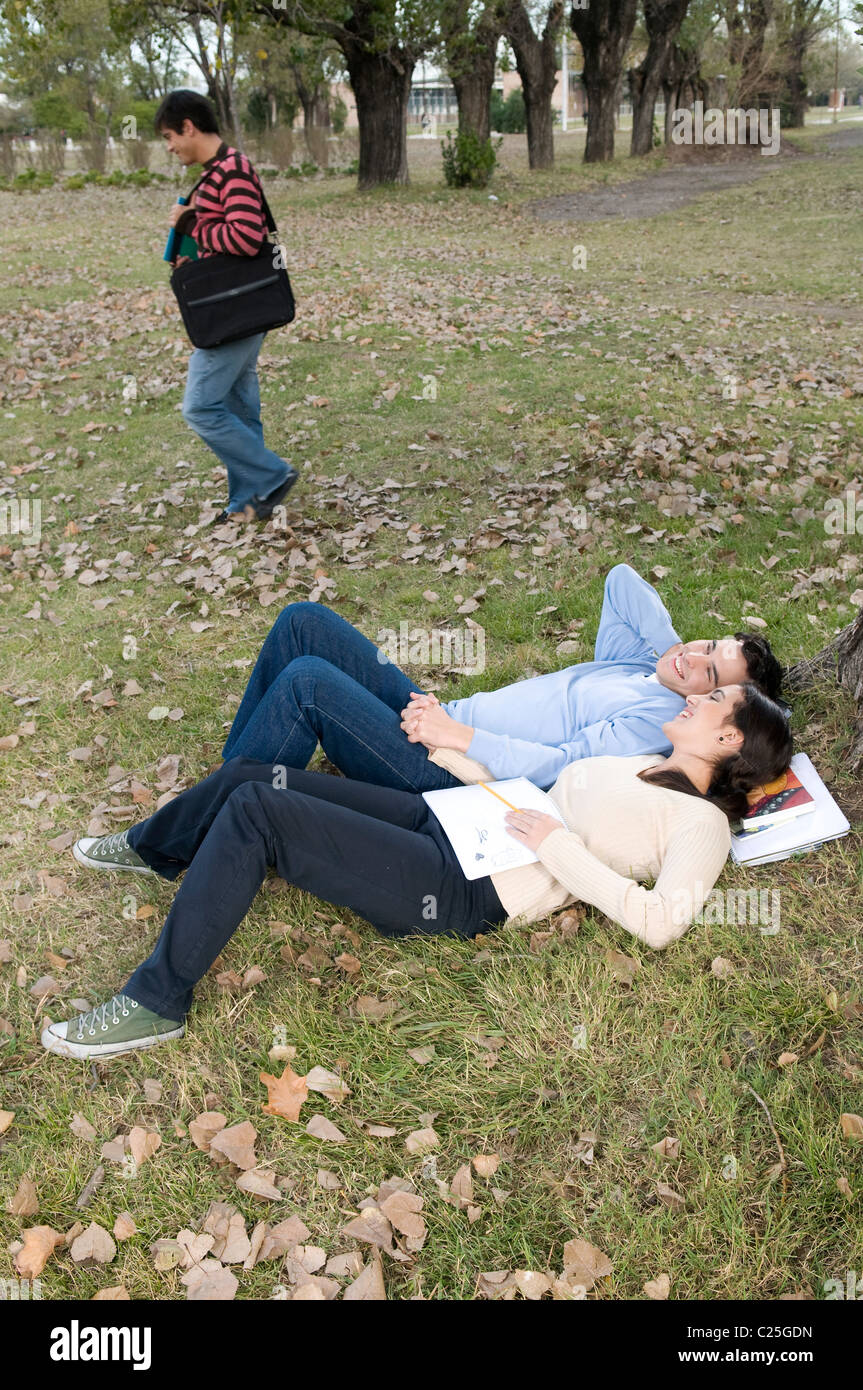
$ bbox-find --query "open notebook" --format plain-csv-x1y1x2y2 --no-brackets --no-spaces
422,777,566,880
730,752,850,866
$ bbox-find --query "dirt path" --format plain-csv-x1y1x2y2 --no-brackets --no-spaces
528,125,863,224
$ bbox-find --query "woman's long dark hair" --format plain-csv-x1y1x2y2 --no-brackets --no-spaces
638,684,794,821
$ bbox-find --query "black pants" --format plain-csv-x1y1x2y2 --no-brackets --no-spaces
122,759,507,1022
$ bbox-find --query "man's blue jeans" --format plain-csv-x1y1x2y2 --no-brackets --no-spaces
217,602,461,793
182,331,291,513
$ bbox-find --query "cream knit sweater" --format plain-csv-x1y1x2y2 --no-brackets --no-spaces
428,747,731,950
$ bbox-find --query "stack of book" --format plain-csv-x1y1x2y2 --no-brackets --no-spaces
730,753,850,866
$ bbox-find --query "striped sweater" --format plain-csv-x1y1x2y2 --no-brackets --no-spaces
191,143,268,258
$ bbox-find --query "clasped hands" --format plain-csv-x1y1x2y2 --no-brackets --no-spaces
399,692,560,851
399,690,473,753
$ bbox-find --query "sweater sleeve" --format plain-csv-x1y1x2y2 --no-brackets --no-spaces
593,564,681,663
534,815,731,950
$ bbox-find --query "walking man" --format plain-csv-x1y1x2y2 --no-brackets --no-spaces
158,89,297,522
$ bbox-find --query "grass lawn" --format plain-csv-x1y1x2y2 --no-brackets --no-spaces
0,127,861,1302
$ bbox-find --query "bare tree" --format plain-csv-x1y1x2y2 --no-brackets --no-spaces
777,0,829,126
629,0,690,156
255,2,438,189
570,0,638,162
441,1,501,144
497,1,563,169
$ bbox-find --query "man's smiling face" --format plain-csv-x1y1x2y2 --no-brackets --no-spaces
655,638,749,696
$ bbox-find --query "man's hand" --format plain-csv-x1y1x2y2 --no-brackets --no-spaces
168,201,187,228
504,808,561,852
400,699,473,753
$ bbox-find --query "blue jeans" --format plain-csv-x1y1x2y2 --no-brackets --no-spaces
218,602,461,793
123,759,505,1021
182,332,292,513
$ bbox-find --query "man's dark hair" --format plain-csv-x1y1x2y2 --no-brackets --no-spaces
154,90,220,136
736,631,783,701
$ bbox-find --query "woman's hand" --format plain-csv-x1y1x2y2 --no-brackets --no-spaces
400,698,473,753
504,808,561,852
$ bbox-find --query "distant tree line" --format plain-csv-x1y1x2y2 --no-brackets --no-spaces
0,0,859,187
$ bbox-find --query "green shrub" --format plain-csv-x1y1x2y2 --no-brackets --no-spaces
441,128,500,189
10,168,54,191
490,88,526,134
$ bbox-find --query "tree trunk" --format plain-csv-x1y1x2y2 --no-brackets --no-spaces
296,81,332,166
344,45,414,188
785,607,863,769
444,2,500,143
785,44,808,126
501,1,563,170
571,0,638,163
629,0,690,157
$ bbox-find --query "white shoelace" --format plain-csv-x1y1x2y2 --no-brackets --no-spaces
75,994,137,1040
94,831,129,859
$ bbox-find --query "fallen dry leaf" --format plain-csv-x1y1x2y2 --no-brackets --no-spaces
113,1212,137,1241
651,1136,680,1159
305,1065,351,1104
513,1269,552,1300
644,1273,671,1300
70,1221,117,1266
92,1285,130,1301
9,1176,38,1217
306,1114,348,1143
14,1226,65,1278
604,949,640,984
209,1121,258,1170
343,1253,386,1300
341,1206,395,1252
128,1126,161,1168
562,1237,613,1291
711,956,736,980
236,1168,282,1201
201,1202,252,1264
472,1153,500,1178
839,1113,863,1140
405,1126,439,1154
70,1113,98,1142
180,1257,238,1300
188,1111,227,1152
260,1065,309,1123
656,1182,686,1213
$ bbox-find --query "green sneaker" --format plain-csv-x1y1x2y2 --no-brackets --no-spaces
41,993,184,1060
73,829,155,876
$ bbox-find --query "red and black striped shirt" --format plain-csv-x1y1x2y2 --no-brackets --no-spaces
192,143,268,258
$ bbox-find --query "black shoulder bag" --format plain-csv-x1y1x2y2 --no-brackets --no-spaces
169,161,296,350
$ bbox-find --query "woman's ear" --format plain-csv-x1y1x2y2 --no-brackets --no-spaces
718,725,744,748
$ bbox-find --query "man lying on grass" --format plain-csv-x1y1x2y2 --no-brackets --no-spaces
42,684,792,1059
74,567,783,898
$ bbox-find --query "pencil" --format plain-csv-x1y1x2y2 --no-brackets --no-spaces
478,782,521,813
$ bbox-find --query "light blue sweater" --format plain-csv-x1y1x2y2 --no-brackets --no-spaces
443,564,686,788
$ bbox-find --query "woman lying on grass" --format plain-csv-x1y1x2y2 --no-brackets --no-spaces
42,683,792,1060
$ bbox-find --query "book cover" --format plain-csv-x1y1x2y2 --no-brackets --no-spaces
741,767,814,832
730,753,849,866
